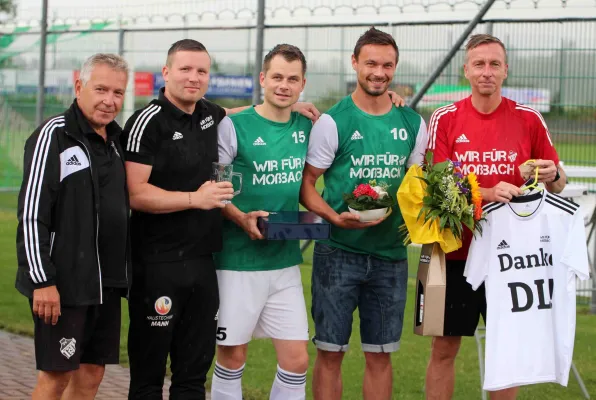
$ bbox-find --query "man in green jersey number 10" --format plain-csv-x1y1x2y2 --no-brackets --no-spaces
300,28,428,400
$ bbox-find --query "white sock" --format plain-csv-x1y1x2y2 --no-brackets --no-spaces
211,362,245,400
270,364,307,400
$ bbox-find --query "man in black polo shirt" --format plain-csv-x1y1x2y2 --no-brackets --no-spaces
15,53,129,400
122,39,257,400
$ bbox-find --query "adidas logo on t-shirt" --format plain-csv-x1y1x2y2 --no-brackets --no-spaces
351,130,363,140
66,155,82,166
172,132,183,140
253,137,267,146
456,134,470,143
497,240,510,250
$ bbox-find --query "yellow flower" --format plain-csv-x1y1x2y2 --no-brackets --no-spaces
467,172,483,220
468,173,481,202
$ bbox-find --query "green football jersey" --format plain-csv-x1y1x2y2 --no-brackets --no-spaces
214,107,312,271
306,95,427,261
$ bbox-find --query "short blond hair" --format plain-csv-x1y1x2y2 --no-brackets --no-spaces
465,34,507,62
79,53,129,85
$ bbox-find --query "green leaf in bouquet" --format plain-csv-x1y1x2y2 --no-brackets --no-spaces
416,208,427,222
440,214,448,230
450,216,463,238
422,209,433,224
433,161,450,172
425,150,434,165
462,216,475,232
474,221,484,238
425,209,441,225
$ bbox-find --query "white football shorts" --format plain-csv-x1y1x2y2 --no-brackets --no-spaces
215,265,309,345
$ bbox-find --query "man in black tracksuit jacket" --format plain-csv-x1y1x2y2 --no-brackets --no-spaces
15,53,130,400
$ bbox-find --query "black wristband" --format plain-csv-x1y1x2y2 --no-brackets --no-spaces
552,167,561,182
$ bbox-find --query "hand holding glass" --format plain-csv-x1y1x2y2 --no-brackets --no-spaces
211,162,242,204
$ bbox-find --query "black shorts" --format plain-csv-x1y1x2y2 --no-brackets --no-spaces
31,287,122,372
443,260,486,336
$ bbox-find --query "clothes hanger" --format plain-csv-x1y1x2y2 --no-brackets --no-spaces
511,160,544,204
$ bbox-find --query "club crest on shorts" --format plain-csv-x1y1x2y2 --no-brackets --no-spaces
59,338,76,359
155,296,172,316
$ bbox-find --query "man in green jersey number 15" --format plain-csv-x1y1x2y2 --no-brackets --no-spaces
211,44,312,400
300,28,428,400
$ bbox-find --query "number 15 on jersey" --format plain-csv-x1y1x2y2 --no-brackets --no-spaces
292,131,306,143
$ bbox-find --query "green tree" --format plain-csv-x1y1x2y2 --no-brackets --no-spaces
0,0,16,16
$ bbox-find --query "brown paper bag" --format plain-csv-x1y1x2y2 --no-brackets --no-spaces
414,242,447,336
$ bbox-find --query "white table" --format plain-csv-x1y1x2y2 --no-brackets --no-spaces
559,183,589,199
563,165,596,179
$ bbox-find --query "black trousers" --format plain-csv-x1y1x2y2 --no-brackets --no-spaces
127,255,219,400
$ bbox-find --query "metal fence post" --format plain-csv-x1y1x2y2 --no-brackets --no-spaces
558,37,565,110
252,0,265,105
592,234,596,314
486,21,493,35
117,16,125,57
35,0,49,126
246,28,252,75
303,26,308,99
339,26,345,95
117,17,126,126
121,15,134,126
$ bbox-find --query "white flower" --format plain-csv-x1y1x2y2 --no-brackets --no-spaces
371,185,388,199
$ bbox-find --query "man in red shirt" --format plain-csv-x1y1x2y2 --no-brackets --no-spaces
425,34,567,400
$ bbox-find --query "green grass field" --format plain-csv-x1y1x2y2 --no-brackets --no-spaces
0,147,23,189
0,192,594,399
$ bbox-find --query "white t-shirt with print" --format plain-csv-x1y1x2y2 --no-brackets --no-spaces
465,190,589,391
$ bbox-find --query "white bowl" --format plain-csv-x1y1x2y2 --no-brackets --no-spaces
348,207,389,222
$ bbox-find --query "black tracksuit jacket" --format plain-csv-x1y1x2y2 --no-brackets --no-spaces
15,102,130,306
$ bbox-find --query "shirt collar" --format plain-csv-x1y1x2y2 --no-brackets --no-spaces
157,87,207,120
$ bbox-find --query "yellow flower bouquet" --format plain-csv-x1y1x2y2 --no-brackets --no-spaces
397,151,485,253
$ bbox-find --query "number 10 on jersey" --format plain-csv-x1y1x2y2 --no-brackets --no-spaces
392,128,408,140
292,131,306,143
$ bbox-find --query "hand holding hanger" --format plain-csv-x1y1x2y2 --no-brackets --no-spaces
519,159,544,194
519,159,557,184
482,181,523,203
533,159,558,183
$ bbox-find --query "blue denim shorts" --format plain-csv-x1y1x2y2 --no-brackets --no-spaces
311,242,408,353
